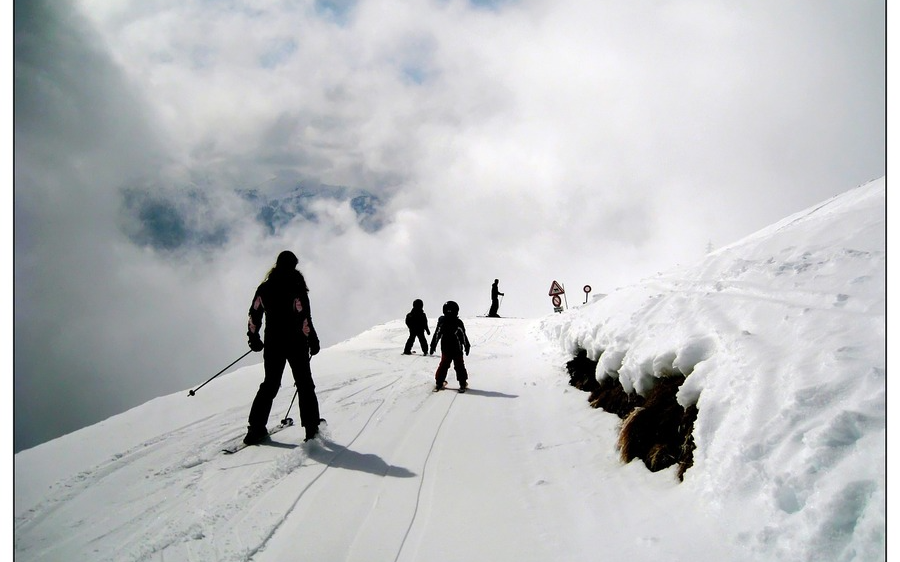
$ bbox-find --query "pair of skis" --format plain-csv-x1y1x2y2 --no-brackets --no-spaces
433,381,467,393
221,418,326,455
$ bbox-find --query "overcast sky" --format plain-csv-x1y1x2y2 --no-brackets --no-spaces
13,0,885,452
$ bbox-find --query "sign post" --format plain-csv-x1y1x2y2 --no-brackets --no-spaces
549,280,566,312
583,284,592,304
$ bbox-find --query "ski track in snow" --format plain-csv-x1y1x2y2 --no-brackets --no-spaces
387,390,456,562
255,321,515,562
13,321,521,562
227,374,407,561
14,318,758,562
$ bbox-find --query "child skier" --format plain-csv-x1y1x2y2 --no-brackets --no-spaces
403,299,431,355
429,300,471,392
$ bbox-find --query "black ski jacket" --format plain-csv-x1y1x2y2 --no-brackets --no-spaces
247,270,320,353
405,308,430,334
429,315,471,356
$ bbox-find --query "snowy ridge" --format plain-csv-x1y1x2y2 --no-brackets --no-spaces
14,178,885,562
541,177,885,561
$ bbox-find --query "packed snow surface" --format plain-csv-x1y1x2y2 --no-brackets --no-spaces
14,178,885,561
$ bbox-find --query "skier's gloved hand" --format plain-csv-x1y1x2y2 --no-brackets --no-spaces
465,344,470,356
248,334,264,352
309,337,320,356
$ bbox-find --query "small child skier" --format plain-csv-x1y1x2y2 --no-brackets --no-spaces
429,300,471,392
403,299,431,355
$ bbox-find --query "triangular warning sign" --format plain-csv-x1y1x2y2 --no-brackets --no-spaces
548,280,565,296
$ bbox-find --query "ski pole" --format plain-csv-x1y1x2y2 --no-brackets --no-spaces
281,388,298,426
187,350,253,396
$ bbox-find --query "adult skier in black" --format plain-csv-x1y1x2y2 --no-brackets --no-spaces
244,250,322,445
488,279,504,317
429,301,471,392
403,299,431,355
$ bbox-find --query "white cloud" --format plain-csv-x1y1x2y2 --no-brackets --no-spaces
15,0,884,451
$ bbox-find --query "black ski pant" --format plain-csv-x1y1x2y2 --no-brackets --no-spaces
435,353,468,387
488,299,500,317
248,344,320,431
404,329,428,354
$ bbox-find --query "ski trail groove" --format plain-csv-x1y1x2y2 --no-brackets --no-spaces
245,374,404,559
392,390,458,562
471,323,502,347
95,374,405,561
14,412,224,534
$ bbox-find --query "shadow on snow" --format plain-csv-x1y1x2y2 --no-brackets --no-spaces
308,438,417,478
462,388,518,399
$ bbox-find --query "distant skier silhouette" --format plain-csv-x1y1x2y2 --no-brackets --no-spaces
403,299,431,355
488,279,504,317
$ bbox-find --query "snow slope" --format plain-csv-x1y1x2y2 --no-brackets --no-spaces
14,178,885,562
542,177,886,561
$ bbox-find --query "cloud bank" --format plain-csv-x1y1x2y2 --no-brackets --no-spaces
14,0,885,451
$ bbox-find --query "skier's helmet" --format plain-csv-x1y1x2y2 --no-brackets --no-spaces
413,299,424,309
442,300,459,316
